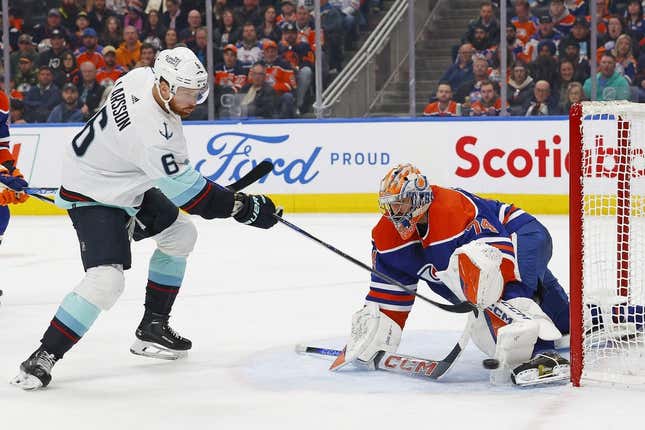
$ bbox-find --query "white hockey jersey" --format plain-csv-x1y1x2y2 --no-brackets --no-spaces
56,67,207,211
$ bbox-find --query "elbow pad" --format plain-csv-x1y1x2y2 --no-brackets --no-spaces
180,180,235,219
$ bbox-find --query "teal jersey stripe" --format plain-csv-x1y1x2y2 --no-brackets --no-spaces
154,167,206,206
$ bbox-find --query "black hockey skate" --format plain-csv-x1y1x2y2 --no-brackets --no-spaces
130,311,192,360
11,348,58,390
511,352,570,386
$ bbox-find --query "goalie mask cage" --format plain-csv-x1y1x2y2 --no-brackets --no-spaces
570,101,645,386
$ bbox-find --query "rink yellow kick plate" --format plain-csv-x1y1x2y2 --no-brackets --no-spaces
11,193,570,215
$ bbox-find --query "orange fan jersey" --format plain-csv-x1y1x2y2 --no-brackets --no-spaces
264,58,296,94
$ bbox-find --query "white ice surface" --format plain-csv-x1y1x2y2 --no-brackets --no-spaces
1,214,644,430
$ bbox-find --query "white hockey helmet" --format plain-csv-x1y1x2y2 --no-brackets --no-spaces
153,46,209,105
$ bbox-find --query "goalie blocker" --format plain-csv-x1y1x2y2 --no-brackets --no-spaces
331,164,570,386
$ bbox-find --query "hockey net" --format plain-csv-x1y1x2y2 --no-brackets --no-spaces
570,101,645,386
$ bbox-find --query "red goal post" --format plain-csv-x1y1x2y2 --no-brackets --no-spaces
569,101,645,387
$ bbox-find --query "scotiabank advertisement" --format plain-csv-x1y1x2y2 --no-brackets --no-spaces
11,118,573,197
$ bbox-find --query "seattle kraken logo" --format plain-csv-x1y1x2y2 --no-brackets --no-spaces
159,122,173,140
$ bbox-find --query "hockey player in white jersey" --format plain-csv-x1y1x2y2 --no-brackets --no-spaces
11,47,280,390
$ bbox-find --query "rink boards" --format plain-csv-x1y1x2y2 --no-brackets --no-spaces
8,116,574,215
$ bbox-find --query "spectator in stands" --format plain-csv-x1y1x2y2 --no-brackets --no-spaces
135,43,157,68
218,9,242,46
559,39,590,82
38,29,71,79
55,51,80,88
76,29,106,69
278,0,296,26
295,5,320,48
464,2,499,45
77,61,106,120
24,65,61,123
10,99,27,124
635,55,645,102
549,0,575,35
116,26,143,71
594,0,611,35
190,28,209,66
262,39,296,118
47,83,83,123
560,81,584,113
96,45,125,87
240,62,277,118
468,24,497,64
10,35,38,76
320,0,345,72
179,10,203,47
142,10,166,50
554,58,576,108
522,15,562,63
507,60,534,115
164,28,179,49
214,44,247,118
236,0,263,28
146,0,168,15
561,16,591,62
625,0,645,42
612,34,637,84
281,22,313,112
258,5,282,43
106,0,129,17
584,52,631,101
471,80,502,116
506,21,525,62
598,16,625,59
440,43,475,91
511,0,538,44
332,0,360,50
14,56,39,95
455,55,489,103
89,0,115,34
60,0,81,31
423,82,460,116
525,80,557,116
237,23,263,70
529,40,558,83
33,9,72,45
163,0,188,34
124,1,145,34
101,16,123,48
73,12,92,50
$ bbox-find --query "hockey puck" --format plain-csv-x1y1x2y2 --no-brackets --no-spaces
482,358,500,369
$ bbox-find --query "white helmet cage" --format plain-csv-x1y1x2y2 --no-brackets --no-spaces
153,47,210,106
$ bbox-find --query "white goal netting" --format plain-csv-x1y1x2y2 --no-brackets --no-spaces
574,101,645,385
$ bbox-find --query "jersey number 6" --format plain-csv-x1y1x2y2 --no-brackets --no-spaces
72,106,108,156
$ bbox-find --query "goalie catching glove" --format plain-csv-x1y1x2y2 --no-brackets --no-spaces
0,168,29,205
329,302,402,371
232,193,281,229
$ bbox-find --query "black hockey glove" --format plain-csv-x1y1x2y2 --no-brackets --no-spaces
233,193,279,229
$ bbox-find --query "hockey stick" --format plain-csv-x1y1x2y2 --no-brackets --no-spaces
225,160,274,192
3,162,276,207
296,325,471,380
274,214,478,315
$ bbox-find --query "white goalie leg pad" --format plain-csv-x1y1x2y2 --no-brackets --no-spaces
438,241,504,309
153,212,198,257
332,302,402,371
505,297,562,341
73,264,125,311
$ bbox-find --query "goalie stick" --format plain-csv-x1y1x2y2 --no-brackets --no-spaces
274,214,478,316
296,324,471,380
2,161,276,206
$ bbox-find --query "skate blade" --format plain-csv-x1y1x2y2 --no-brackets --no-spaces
10,371,44,391
513,364,570,387
130,339,188,361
